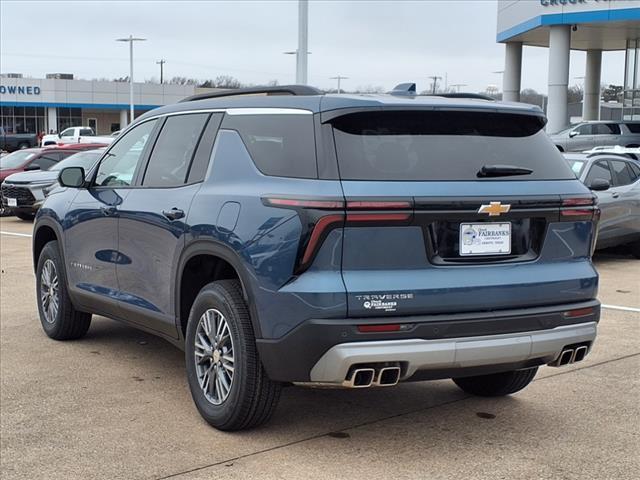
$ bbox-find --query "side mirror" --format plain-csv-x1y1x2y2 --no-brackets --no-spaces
24,164,40,171
588,178,610,191
58,167,86,188
58,133,62,138
569,131,579,138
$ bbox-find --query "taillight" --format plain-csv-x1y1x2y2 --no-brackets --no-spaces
564,307,595,318
263,196,413,273
560,196,599,221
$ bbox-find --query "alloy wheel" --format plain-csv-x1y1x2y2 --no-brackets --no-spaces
40,259,60,324
194,308,235,405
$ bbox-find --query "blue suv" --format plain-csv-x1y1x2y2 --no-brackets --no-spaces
33,84,600,430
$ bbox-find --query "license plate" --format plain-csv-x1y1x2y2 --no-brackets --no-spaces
7,198,17,207
459,222,511,256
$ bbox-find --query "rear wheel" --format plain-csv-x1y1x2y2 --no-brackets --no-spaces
36,241,91,340
185,280,281,431
452,367,538,397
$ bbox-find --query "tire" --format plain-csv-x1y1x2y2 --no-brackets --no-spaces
452,367,538,397
185,279,281,431
36,240,91,340
15,212,35,221
629,241,640,259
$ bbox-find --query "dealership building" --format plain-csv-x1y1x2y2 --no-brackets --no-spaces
498,0,640,133
0,74,214,135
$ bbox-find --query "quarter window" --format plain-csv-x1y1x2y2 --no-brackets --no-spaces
142,113,210,187
221,113,317,179
94,120,157,187
585,161,612,185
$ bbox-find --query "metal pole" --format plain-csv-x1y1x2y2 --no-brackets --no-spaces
157,59,166,84
297,0,309,84
129,36,134,122
330,75,349,93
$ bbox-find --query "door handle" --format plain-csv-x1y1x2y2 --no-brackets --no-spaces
162,208,185,220
100,206,117,216
611,192,620,199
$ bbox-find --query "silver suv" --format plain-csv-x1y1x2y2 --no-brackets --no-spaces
551,121,640,152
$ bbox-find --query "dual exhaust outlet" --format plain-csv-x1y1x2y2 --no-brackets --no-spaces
549,345,589,367
343,365,401,388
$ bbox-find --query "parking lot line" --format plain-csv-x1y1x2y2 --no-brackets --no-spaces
0,231,32,238
601,304,640,313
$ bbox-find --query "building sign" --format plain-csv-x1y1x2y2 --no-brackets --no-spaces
540,0,617,6
0,85,41,95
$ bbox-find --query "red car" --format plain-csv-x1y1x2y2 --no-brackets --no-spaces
0,143,107,216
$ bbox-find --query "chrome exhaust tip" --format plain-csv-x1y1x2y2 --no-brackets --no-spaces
573,345,588,362
374,366,401,387
549,348,575,367
343,368,375,388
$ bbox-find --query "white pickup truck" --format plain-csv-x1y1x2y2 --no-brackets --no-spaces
42,127,115,147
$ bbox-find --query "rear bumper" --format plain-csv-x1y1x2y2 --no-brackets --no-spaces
256,300,600,382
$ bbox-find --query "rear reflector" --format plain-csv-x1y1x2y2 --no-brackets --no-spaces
564,307,595,318
357,324,402,333
561,209,594,217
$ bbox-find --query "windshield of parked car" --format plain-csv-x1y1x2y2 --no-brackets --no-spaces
566,159,587,177
50,150,105,171
0,150,37,169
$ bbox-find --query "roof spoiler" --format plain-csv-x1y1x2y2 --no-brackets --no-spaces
180,85,322,102
388,83,495,101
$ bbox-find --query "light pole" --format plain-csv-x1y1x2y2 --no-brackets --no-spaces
450,83,467,93
116,35,146,122
330,75,349,93
297,0,309,84
157,59,166,84
428,76,442,94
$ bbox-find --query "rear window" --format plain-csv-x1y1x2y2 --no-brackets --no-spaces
221,113,317,179
567,159,587,177
330,111,575,181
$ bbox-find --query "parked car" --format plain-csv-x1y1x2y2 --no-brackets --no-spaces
564,152,640,256
0,143,106,217
1,148,105,220
550,121,640,152
583,145,640,159
0,126,38,152
33,84,601,431
42,126,115,147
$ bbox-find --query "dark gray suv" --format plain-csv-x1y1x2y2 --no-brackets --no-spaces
33,85,601,430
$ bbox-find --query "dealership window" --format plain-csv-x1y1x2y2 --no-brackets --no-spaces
57,108,83,132
1,105,45,134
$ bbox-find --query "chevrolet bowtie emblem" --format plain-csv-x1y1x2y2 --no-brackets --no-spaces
478,202,511,216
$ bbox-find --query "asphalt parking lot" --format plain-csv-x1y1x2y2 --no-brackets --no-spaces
0,216,638,480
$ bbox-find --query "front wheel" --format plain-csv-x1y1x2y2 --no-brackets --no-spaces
185,280,281,431
36,241,91,340
452,367,538,397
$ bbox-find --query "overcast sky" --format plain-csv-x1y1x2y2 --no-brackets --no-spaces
0,0,625,93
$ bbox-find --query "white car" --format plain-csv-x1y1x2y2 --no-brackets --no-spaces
42,127,114,147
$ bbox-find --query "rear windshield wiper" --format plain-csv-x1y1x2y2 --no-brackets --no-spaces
477,164,533,178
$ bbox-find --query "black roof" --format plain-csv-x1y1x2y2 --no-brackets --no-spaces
136,84,545,123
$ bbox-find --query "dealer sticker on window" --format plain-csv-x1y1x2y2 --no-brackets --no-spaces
459,222,511,256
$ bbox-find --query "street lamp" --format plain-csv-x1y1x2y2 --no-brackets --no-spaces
330,75,349,93
116,35,146,123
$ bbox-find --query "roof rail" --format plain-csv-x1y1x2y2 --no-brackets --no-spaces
587,151,638,160
433,93,496,101
180,85,323,102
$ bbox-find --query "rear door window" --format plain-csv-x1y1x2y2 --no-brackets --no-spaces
625,123,640,133
585,161,612,185
142,113,209,187
221,113,317,178
593,124,621,135
330,110,574,181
